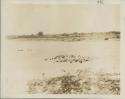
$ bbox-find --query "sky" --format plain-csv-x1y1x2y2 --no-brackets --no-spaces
3,2,120,35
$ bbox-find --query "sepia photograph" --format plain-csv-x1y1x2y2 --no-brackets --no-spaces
1,0,125,98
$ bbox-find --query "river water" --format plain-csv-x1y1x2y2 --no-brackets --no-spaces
3,39,120,97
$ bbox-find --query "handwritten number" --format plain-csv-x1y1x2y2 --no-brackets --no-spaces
97,0,104,5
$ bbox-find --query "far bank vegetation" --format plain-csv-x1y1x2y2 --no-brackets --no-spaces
7,31,120,41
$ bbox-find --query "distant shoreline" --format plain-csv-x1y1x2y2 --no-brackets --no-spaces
6,31,120,41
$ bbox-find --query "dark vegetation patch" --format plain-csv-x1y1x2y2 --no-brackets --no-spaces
44,55,91,63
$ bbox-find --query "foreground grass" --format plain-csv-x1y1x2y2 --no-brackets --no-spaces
27,70,120,95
